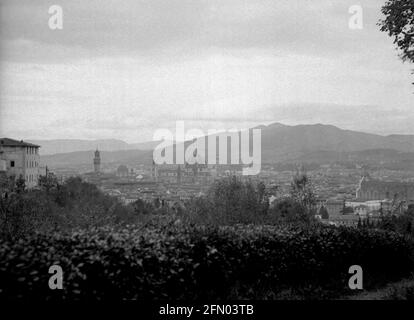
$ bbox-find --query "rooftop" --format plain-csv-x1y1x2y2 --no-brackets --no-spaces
331,215,360,221
0,138,40,148
117,165,129,173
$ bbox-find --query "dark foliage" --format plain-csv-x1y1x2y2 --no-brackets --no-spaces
379,0,414,84
0,223,412,300
0,176,135,237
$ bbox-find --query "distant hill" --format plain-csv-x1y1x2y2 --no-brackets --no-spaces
41,149,153,168
36,123,414,168
258,123,414,162
28,139,130,155
29,139,163,155
128,140,163,151
290,149,414,170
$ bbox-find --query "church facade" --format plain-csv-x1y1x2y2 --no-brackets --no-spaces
356,176,414,202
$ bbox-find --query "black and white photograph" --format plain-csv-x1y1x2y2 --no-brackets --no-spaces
0,0,414,314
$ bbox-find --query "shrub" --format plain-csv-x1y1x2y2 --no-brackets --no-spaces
183,176,270,225
0,223,413,300
0,177,138,237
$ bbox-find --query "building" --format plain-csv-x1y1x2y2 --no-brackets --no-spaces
116,165,129,178
346,199,404,216
327,214,360,227
93,149,101,173
152,162,217,184
356,176,414,201
0,138,40,188
354,204,368,217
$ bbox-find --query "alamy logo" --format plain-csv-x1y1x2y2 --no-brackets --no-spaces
348,5,363,30
48,5,63,30
48,265,63,290
153,121,261,175
348,265,363,290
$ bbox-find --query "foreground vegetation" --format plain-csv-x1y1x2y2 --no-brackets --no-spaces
1,174,414,300
1,220,413,300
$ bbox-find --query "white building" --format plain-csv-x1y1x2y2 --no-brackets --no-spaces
0,138,41,189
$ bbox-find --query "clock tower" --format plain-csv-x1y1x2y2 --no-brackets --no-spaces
93,149,101,173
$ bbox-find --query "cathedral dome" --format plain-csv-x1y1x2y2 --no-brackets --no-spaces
117,165,129,176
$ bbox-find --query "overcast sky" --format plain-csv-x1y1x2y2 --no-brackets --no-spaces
0,0,413,143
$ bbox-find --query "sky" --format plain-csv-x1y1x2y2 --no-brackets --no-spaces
0,0,413,143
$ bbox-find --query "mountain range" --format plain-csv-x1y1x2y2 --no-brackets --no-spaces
28,139,159,155
36,123,414,169
258,123,414,162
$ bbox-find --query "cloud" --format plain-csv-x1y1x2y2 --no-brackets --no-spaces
0,0,413,141
255,103,414,135
0,0,395,62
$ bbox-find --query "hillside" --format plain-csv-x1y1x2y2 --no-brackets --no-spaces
259,123,414,162
28,139,130,155
37,123,414,167
41,149,153,168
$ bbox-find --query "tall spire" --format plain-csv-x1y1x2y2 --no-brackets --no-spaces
93,148,101,173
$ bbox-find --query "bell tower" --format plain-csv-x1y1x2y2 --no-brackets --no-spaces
93,148,101,173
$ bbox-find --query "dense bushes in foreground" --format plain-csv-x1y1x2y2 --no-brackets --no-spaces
0,176,139,236
1,174,320,236
0,222,413,300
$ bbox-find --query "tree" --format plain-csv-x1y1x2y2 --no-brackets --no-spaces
38,172,59,194
15,175,26,194
153,197,161,209
379,0,414,83
318,206,329,220
0,175,16,197
289,171,316,215
131,199,154,215
188,176,270,225
269,197,311,224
